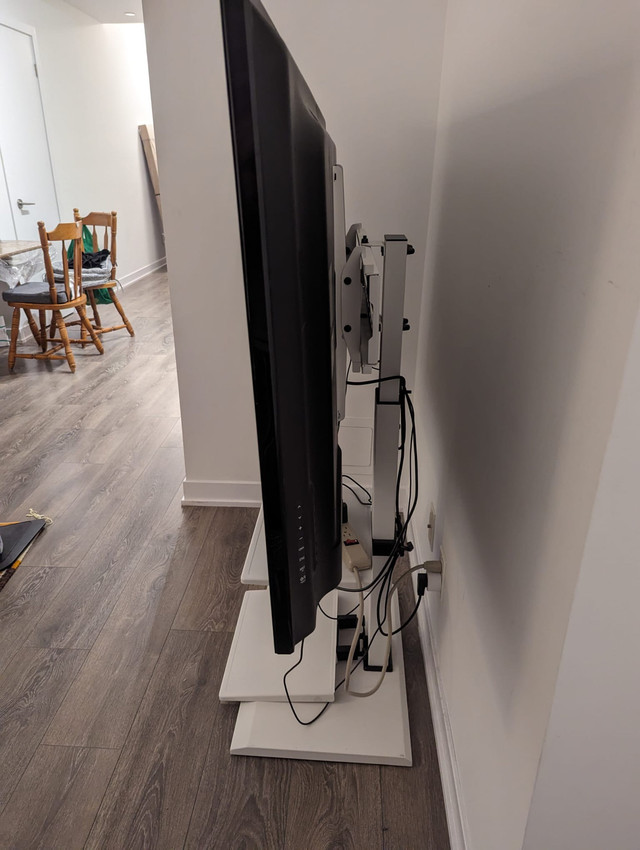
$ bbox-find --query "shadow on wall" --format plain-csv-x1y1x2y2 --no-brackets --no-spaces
421,63,637,713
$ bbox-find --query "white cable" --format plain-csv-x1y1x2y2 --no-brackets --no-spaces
345,564,425,698
344,567,365,695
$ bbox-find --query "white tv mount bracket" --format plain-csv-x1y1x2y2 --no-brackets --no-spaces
219,163,418,766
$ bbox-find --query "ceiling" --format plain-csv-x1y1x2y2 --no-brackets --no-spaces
64,0,144,23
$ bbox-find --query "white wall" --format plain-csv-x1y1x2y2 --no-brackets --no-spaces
413,2,640,848
0,0,163,279
523,303,640,850
142,0,260,505
142,0,447,505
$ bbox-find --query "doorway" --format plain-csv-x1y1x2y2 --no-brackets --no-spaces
0,21,59,241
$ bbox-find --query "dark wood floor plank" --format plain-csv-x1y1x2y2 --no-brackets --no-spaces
172,506,259,632
85,630,231,850
379,574,451,850
0,271,451,850
184,701,291,850
0,647,87,812
285,760,383,850
0,565,74,677
44,496,216,748
25,447,185,649
0,745,119,850
22,417,178,569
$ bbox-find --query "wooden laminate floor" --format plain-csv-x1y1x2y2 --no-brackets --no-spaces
0,272,450,850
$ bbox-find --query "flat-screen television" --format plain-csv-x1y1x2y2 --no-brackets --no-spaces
221,0,342,654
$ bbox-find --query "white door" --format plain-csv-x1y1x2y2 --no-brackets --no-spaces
0,24,59,240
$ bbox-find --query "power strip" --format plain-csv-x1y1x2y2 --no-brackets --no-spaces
342,522,371,571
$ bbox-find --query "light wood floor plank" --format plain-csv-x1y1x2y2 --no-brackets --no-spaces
25,447,185,649
161,417,182,447
5,460,102,528
22,417,178,569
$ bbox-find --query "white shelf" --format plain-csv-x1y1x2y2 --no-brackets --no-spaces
241,489,374,589
219,588,338,703
240,505,268,586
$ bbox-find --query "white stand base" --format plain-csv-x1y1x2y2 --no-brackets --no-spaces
226,495,412,766
231,593,411,766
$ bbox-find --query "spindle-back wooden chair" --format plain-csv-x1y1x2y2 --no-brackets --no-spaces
71,209,134,340
3,221,103,372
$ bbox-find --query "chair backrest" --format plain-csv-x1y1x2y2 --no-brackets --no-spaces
38,220,83,303
73,209,117,282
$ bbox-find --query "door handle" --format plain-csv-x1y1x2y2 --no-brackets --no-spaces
17,199,36,210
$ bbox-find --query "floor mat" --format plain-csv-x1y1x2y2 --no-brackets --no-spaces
0,519,46,593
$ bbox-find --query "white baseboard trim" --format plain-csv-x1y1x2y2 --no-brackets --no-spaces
409,519,469,850
182,478,262,507
118,256,167,288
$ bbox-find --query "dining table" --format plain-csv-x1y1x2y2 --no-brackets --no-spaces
0,240,40,260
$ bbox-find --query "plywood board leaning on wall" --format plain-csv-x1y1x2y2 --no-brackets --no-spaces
139,124,163,232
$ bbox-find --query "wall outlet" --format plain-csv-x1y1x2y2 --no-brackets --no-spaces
428,503,436,550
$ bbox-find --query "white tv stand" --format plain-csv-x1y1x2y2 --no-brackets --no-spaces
220,168,416,766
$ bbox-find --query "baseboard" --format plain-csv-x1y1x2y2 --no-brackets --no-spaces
409,519,469,850
182,478,262,507
118,256,167,288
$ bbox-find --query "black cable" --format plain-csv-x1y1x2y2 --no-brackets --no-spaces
318,571,385,621
317,600,336,620
392,594,422,634
342,474,372,502
378,383,420,636
283,371,422,724
285,578,423,727
283,640,332,726
346,375,405,387
341,482,371,506
377,382,412,631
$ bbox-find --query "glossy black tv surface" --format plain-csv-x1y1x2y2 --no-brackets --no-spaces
221,0,342,653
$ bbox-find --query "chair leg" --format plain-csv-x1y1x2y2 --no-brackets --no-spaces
55,311,76,372
79,304,89,348
89,290,101,330
39,310,48,352
24,309,41,346
109,290,135,337
77,306,104,355
8,308,20,370
50,314,57,340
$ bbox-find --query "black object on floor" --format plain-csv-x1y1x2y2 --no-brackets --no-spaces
0,520,46,592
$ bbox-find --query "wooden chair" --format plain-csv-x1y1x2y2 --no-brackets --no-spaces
2,220,103,373
71,209,134,340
